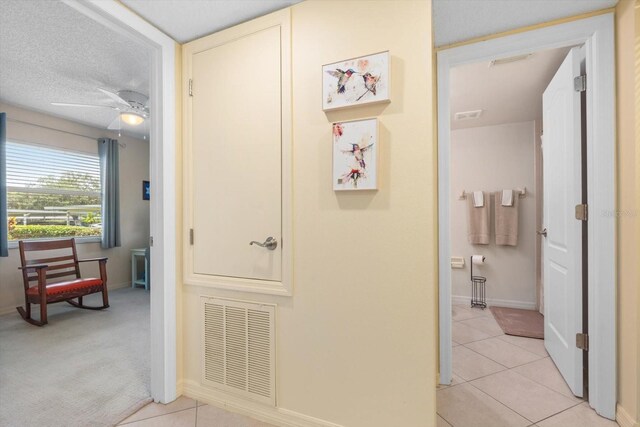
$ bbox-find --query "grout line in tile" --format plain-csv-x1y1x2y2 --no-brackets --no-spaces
469,370,585,424
465,380,537,424
525,400,586,425
509,366,586,405
463,336,545,368
505,360,585,402
438,379,467,390
119,407,196,425
459,341,510,369
454,368,502,383
437,412,455,427
461,381,533,424
496,334,549,356
454,331,501,346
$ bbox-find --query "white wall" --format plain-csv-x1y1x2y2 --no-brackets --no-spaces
451,121,537,308
180,1,437,426
0,102,150,314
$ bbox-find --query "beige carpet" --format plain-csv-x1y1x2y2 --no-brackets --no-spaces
0,287,151,427
490,306,544,339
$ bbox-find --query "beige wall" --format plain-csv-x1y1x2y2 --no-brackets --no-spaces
636,1,640,420
634,0,640,425
0,102,150,314
615,0,640,424
180,1,436,426
450,121,536,307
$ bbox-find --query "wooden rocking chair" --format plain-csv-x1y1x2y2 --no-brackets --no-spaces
16,238,109,326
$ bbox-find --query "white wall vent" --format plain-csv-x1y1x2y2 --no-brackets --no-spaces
454,109,483,121
201,297,276,406
489,53,532,66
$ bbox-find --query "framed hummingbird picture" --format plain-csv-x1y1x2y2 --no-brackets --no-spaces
332,118,378,191
322,51,390,111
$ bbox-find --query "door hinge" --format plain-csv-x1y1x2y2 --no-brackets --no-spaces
189,228,194,245
188,79,193,97
575,204,588,221
149,236,154,247
576,333,589,351
574,75,586,92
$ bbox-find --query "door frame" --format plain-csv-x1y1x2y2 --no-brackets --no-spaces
436,14,616,418
181,9,293,297
62,0,178,404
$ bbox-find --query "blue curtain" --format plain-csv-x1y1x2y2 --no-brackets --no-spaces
98,138,121,249
0,113,7,257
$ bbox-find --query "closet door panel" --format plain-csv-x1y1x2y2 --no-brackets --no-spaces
191,25,282,282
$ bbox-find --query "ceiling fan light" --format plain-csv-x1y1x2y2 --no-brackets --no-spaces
120,112,145,126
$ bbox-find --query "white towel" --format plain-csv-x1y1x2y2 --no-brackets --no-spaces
473,191,484,207
501,189,514,207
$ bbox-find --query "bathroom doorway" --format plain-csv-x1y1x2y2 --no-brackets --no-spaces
436,14,616,423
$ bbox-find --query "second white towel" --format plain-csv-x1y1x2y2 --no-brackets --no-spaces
473,190,484,207
501,189,513,207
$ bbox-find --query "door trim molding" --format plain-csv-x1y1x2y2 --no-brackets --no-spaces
436,13,616,418
62,0,178,404
181,9,292,296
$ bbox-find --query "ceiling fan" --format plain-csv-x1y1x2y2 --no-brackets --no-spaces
51,88,149,130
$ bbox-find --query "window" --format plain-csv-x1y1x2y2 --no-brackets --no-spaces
6,141,102,241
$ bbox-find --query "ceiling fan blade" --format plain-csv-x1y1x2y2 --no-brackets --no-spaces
51,102,118,109
107,115,122,130
97,88,131,107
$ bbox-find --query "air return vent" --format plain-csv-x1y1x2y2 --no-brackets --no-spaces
454,109,483,121
489,53,532,66
201,297,276,406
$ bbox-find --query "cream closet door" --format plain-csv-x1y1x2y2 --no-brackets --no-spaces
542,47,584,397
185,10,291,291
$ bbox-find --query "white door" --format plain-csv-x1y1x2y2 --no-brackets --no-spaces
191,25,282,282
542,47,584,397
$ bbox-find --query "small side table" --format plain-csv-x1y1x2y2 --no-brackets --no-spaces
131,248,149,290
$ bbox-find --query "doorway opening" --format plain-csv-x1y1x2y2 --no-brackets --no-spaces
62,0,178,406
436,13,616,424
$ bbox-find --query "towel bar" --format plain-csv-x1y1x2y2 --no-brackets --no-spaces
459,187,526,200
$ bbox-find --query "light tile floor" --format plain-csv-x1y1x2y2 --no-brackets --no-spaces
118,305,619,427
117,396,275,427
438,304,620,427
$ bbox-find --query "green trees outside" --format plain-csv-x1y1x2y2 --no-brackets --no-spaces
7,172,102,240
8,172,101,211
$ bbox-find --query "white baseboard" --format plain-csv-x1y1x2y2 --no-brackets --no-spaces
452,295,537,310
617,404,639,427
0,281,133,316
183,380,344,427
0,306,15,316
110,281,133,291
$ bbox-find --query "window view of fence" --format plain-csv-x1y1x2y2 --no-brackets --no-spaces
6,141,102,241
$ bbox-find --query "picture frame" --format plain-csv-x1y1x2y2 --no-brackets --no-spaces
322,51,390,111
332,118,378,191
142,180,150,200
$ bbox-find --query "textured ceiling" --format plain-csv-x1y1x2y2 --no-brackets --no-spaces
0,0,150,139
450,46,572,130
433,0,618,47
120,0,302,43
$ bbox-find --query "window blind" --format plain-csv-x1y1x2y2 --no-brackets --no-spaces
6,142,100,196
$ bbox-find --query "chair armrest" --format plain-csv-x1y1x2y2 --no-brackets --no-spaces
78,257,108,263
18,264,49,271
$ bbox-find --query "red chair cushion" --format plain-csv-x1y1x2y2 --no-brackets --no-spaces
26,278,103,296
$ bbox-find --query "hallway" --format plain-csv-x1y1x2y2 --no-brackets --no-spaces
437,304,619,427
